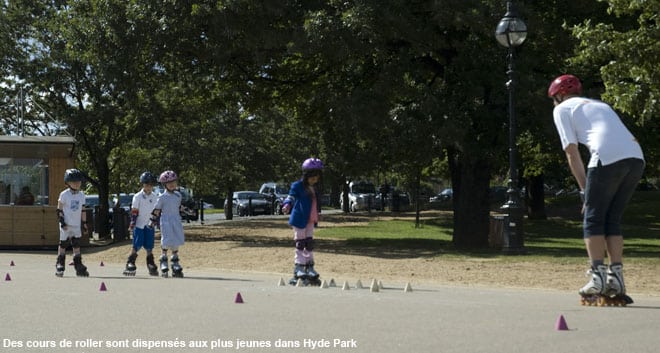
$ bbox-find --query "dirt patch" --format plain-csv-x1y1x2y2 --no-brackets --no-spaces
84,211,660,296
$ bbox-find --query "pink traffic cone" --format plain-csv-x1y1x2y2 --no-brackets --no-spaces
5,273,11,281
234,292,244,303
10,260,15,266
99,282,107,291
555,315,569,331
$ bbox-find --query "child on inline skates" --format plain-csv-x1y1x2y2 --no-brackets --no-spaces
55,169,89,277
282,158,323,286
150,170,185,278
123,171,159,276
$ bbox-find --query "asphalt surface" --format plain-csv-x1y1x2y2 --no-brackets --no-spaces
2,252,660,353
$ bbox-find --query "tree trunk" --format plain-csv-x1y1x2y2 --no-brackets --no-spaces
341,177,350,213
224,187,234,220
448,149,491,249
526,174,547,220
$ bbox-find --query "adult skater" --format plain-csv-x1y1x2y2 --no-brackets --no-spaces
549,74,644,304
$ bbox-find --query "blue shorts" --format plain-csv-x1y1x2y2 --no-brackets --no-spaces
584,158,644,238
132,226,155,251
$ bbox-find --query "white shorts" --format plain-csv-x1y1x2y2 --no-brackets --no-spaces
59,226,82,241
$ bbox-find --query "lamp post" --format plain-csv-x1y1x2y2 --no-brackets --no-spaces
495,1,527,254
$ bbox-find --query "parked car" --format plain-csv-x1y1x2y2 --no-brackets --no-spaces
340,181,377,212
112,193,135,212
84,194,114,234
375,188,411,211
225,191,272,216
429,188,453,203
259,182,290,215
489,186,508,204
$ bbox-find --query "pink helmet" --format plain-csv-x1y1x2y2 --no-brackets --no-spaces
159,170,178,183
548,74,582,97
302,158,324,171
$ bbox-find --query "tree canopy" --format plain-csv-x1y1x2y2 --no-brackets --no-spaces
0,0,657,247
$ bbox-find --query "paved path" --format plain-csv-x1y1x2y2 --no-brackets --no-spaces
2,252,660,353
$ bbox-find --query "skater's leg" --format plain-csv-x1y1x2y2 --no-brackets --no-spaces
579,264,608,295
123,251,138,276
606,263,626,296
584,236,607,265
71,237,88,277
291,224,319,285
605,235,623,264
159,249,169,277
170,249,183,278
142,226,158,275
293,224,315,265
56,227,70,276
55,242,67,277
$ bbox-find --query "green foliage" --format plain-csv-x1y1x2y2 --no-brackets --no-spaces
1,0,658,248
567,0,660,175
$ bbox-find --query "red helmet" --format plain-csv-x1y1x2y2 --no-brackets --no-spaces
548,74,582,97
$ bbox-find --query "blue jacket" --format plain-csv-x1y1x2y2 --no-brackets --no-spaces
284,180,321,229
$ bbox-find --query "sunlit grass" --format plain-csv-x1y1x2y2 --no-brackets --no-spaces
315,190,660,264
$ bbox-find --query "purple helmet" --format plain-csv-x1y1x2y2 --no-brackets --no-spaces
302,158,324,171
159,170,178,183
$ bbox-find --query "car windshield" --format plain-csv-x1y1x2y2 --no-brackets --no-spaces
118,195,132,206
236,192,265,200
275,186,289,194
85,196,99,206
351,183,375,194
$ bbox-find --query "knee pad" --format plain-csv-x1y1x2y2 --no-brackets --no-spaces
304,237,314,251
71,237,81,248
295,238,314,251
59,239,69,248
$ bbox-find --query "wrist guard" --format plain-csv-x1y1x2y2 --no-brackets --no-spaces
149,210,160,228
130,209,139,225
56,209,66,228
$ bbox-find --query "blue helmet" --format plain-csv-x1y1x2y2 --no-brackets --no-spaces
139,171,157,185
64,169,84,183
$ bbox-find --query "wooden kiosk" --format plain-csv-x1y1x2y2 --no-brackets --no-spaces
0,135,89,248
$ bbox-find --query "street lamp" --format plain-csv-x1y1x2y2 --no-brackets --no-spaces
495,1,527,254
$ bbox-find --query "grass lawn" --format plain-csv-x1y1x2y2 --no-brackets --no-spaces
315,190,660,266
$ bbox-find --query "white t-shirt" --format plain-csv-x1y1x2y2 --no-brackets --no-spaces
58,189,85,227
553,97,644,168
131,189,158,228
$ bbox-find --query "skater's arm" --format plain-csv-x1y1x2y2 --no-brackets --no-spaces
81,208,88,233
564,144,586,191
149,209,161,228
56,200,67,229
